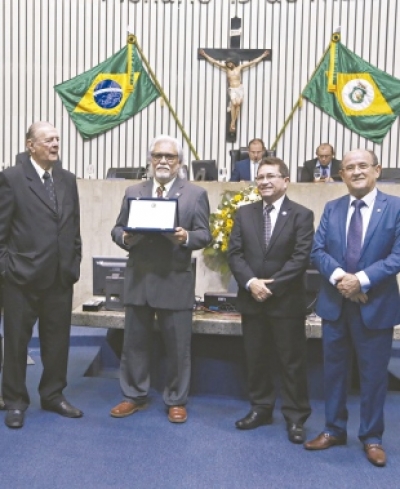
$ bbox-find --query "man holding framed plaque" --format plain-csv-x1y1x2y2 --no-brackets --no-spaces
110,135,211,423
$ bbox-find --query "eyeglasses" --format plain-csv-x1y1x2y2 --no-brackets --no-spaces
317,154,333,159
151,153,178,163
255,173,284,182
341,163,378,173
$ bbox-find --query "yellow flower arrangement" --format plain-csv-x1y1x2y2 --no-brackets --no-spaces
203,185,261,274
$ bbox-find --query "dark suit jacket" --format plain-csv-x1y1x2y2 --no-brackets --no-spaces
0,159,81,289
311,190,400,329
300,158,342,182
228,196,314,316
230,158,252,181
111,177,211,310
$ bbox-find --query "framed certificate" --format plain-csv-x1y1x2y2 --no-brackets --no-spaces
124,198,178,232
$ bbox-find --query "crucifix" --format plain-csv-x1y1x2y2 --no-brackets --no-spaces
199,17,272,142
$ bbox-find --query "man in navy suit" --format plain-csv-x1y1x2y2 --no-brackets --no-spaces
304,149,400,467
300,143,341,182
230,138,266,181
228,156,313,443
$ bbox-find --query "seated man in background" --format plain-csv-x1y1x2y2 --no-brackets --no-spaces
230,138,266,181
300,143,341,182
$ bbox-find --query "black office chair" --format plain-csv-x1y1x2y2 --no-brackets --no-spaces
297,166,304,182
229,147,249,174
106,167,146,179
380,168,400,182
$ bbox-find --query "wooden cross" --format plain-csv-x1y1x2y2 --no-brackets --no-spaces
199,17,272,142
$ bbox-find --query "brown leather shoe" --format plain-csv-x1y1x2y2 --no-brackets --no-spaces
168,405,187,423
304,432,347,450
364,444,386,467
110,401,147,418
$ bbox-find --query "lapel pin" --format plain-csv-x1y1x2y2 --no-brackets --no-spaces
282,211,287,216
377,209,382,212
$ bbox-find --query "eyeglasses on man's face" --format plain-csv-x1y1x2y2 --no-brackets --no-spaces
255,173,284,182
151,153,178,163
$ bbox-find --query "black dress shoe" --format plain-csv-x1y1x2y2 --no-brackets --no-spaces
235,410,273,430
287,423,304,444
41,399,83,418
5,409,25,429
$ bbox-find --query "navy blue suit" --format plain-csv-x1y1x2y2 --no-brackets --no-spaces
230,158,252,181
311,190,400,443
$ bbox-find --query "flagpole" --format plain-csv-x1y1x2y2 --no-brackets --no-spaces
270,40,334,151
128,34,200,161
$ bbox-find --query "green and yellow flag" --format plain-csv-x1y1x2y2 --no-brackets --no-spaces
55,42,159,139
302,34,400,144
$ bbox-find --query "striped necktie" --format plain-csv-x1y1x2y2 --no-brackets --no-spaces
264,204,274,246
156,185,165,198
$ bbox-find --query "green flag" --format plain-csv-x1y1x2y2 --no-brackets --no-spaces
302,35,400,144
54,43,160,139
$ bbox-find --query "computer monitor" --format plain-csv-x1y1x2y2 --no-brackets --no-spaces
92,256,128,296
192,160,218,181
106,167,146,179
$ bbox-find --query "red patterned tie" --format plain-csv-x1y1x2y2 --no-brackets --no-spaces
156,185,165,198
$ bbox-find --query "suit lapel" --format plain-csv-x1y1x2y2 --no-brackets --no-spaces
167,177,185,200
360,191,387,258
337,195,350,260
24,160,57,213
251,201,265,251
52,166,65,214
138,180,153,197
266,196,290,251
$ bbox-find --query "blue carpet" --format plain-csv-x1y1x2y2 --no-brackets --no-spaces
0,346,400,489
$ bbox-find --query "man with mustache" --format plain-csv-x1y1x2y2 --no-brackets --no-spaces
304,149,400,467
110,135,211,423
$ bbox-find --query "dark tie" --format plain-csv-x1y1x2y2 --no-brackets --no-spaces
156,185,165,198
321,166,328,178
264,204,274,246
43,171,58,211
346,200,365,273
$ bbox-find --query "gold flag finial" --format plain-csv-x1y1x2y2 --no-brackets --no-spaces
127,34,136,45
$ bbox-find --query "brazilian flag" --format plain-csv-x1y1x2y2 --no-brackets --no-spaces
55,43,159,139
302,34,400,144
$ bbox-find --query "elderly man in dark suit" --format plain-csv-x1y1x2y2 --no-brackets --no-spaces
228,156,314,443
300,143,341,182
304,150,400,467
110,135,211,423
230,138,266,182
0,122,82,429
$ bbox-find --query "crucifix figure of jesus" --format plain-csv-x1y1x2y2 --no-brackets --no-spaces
199,49,270,133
